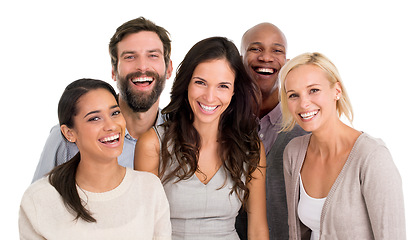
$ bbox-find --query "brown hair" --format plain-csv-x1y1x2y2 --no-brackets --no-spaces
160,37,261,206
109,17,171,72
49,78,118,222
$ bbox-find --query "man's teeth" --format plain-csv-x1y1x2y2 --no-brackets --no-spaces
200,103,217,112
100,134,120,143
256,68,274,74
300,110,318,120
132,77,153,83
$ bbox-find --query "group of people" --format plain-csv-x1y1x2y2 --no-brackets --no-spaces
19,17,406,240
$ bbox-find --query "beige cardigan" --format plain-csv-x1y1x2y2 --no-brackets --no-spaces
283,133,406,240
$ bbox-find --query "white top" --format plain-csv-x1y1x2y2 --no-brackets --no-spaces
19,168,172,240
298,175,326,240
285,133,406,239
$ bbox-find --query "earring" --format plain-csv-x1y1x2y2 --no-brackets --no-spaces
336,95,340,100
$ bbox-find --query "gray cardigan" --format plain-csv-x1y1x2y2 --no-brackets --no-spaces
284,133,406,240
236,125,307,240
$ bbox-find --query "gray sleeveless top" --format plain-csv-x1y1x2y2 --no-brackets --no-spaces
154,125,242,240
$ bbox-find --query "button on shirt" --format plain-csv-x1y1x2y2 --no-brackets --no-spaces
258,103,282,155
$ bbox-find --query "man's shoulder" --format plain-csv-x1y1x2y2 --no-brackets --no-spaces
44,124,78,154
276,125,308,147
48,124,63,136
31,124,78,182
285,125,309,139
267,126,308,156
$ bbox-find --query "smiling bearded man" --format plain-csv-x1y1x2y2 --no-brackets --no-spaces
116,69,167,112
31,17,173,183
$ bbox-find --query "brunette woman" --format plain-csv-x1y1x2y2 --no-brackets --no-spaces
135,37,269,240
19,79,171,240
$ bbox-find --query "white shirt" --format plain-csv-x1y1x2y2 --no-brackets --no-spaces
298,175,326,240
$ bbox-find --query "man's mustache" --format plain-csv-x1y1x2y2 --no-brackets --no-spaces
125,71,159,81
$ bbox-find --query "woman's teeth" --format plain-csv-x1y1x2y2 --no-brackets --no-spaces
200,103,217,112
300,110,318,120
99,134,120,143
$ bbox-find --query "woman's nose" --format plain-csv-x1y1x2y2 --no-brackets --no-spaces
204,87,215,102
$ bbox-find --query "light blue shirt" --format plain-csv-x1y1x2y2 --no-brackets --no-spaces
31,109,165,182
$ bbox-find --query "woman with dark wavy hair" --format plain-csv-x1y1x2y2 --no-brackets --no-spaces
19,79,171,239
135,37,269,239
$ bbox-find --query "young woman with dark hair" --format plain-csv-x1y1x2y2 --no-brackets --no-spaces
19,78,171,239
135,37,269,239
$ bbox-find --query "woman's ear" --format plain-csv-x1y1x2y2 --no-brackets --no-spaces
60,125,76,143
334,82,342,100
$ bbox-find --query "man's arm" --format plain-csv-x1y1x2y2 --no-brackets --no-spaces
31,124,79,182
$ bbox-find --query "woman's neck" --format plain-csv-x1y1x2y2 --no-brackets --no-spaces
193,121,219,146
75,158,126,193
309,120,361,159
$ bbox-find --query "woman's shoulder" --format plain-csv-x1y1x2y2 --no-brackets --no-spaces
141,127,160,142
349,132,396,172
127,168,162,186
21,177,59,205
285,133,311,151
126,168,165,198
137,127,161,150
23,177,53,194
283,134,311,166
353,132,389,155
352,133,402,191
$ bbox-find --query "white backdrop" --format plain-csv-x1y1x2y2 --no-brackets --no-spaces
1,0,414,238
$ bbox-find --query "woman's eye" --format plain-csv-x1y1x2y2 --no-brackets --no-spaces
219,84,229,89
288,93,298,98
310,89,320,94
88,116,100,122
195,80,205,85
112,110,121,116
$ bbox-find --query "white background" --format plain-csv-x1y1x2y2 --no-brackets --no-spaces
1,0,414,238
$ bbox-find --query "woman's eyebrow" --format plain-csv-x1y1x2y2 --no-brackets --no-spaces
83,105,119,118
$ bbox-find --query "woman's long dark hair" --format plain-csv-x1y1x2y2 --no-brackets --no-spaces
48,78,118,222
160,37,261,206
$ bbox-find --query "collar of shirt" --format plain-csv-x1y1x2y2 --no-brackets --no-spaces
125,108,165,142
260,102,282,130
258,102,283,155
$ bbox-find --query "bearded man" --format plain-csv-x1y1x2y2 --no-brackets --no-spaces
32,17,172,182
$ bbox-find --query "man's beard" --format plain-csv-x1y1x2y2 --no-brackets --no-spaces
117,70,166,112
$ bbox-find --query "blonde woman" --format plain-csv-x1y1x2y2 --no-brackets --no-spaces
279,52,405,239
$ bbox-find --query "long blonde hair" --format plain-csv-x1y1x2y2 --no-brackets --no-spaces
279,52,353,132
